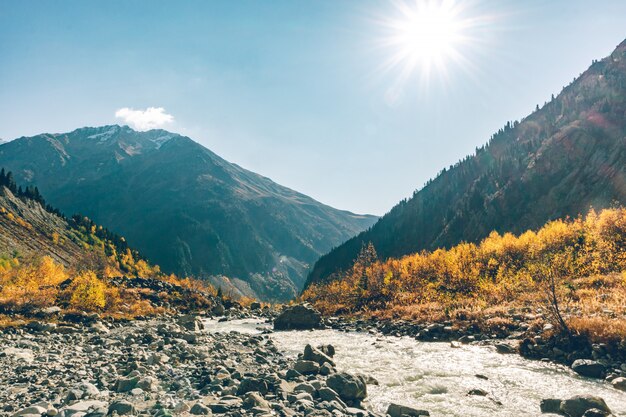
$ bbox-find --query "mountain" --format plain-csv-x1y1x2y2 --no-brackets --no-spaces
306,38,626,287
0,127,376,301
0,171,147,275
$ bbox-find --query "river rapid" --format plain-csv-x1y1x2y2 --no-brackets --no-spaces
205,318,626,417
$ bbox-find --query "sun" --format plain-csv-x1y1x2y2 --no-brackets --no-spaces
378,0,487,89
395,2,462,66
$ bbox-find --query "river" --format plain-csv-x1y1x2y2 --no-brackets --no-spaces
205,318,626,417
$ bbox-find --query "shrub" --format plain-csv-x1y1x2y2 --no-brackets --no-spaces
68,271,106,311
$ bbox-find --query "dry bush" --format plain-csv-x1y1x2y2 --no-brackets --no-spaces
569,316,626,343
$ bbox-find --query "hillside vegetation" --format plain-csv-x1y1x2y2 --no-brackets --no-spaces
306,39,626,287
302,207,626,343
0,126,376,301
0,171,216,321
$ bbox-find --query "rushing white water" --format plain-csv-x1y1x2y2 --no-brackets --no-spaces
206,319,626,417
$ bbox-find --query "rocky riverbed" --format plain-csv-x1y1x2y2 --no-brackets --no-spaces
0,313,387,417
2,304,625,417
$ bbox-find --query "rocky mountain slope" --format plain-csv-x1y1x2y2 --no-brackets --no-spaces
0,173,146,275
0,127,376,301
306,38,626,286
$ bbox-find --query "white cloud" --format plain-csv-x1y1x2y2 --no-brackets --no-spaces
115,107,174,131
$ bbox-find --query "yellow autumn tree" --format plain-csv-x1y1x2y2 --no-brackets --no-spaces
68,270,106,311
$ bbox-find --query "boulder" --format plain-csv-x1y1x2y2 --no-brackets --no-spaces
303,344,335,366
242,392,270,410
190,403,212,415
386,403,430,417
212,303,226,316
250,302,262,310
114,376,139,392
610,376,626,391
108,400,135,416
326,372,367,402
12,406,47,417
540,398,562,414
238,378,268,395
294,360,320,375
560,395,611,417
571,360,606,378
274,304,321,330
178,315,205,332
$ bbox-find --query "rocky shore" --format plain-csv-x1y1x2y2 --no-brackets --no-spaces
1,312,390,417
2,303,624,417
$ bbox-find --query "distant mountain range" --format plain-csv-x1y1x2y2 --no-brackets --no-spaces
0,126,376,301
306,38,626,287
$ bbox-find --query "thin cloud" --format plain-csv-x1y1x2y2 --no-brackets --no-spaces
115,107,174,131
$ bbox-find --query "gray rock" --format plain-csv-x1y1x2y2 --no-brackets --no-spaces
560,395,611,417
238,378,268,395
386,403,430,417
303,344,335,366
571,360,606,378
190,403,212,415
108,400,135,416
540,398,562,414
243,392,270,410
12,406,47,417
294,360,320,375
178,315,205,331
610,376,626,391
468,388,488,396
114,376,139,392
326,372,367,402
274,304,321,330
495,342,517,354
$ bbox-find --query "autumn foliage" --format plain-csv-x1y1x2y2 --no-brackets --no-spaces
302,208,626,339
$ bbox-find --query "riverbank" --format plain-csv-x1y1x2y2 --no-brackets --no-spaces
2,307,625,417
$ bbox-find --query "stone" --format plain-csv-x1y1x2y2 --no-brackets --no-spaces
108,400,135,416
582,409,611,417
320,363,334,376
12,406,47,416
250,302,262,310
238,378,268,395
303,344,335,366
178,315,205,331
610,376,626,391
540,398,562,414
571,360,606,378
190,403,212,415
326,372,367,402
274,304,322,330
318,388,343,404
386,403,430,417
61,400,108,416
243,392,270,410
495,342,517,354
468,388,488,396
294,360,320,375
560,395,611,417
212,303,226,316
114,376,139,392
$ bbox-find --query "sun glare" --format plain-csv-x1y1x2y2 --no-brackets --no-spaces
378,0,491,95
395,2,463,69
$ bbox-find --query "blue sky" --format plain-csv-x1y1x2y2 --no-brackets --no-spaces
1,1,625,215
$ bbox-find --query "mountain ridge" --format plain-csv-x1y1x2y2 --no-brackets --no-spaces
0,125,377,301
305,38,626,288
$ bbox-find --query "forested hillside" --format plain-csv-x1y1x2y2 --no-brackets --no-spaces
0,127,376,301
306,39,626,287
